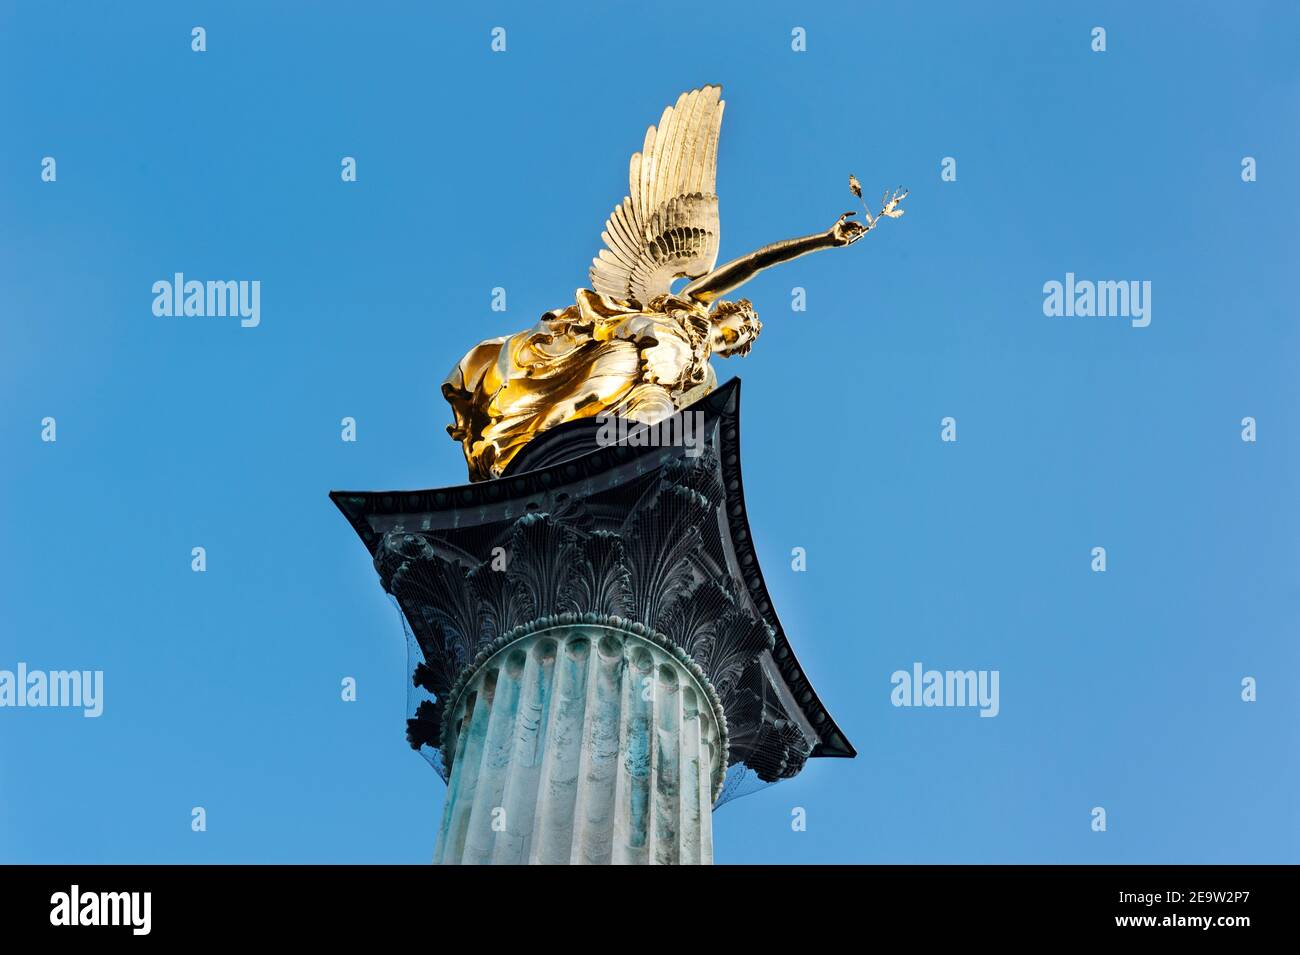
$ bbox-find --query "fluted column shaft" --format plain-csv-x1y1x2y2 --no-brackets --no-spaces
433,623,724,865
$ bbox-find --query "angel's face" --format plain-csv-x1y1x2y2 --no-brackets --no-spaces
708,299,761,357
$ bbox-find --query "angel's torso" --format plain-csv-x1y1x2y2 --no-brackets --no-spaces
443,289,759,480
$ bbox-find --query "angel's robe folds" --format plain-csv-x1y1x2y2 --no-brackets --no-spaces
443,289,760,481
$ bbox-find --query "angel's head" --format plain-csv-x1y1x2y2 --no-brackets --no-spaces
708,298,761,357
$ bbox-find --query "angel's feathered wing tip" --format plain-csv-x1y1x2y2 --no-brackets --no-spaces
690,84,723,102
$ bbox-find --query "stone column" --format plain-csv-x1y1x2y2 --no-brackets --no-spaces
332,380,856,866
433,620,726,865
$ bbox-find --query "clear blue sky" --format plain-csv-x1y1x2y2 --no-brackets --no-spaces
1,0,1296,863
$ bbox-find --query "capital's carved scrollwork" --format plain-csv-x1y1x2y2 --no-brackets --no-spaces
334,380,854,798
377,444,791,783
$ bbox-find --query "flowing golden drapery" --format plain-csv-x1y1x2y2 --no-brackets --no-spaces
443,290,760,481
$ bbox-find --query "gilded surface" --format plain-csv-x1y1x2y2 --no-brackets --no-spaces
444,85,905,481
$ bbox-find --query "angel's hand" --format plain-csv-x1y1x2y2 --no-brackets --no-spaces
828,212,868,247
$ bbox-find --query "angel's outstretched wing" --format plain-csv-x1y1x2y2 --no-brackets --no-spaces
589,86,724,307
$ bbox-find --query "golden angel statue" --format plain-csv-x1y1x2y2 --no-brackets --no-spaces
443,85,906,481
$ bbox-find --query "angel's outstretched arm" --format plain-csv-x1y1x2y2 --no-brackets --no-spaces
683,213,866,304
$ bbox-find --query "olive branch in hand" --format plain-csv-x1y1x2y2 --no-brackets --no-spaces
849,175,908,232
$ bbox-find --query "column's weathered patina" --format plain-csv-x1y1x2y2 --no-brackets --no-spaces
433,621,723,865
